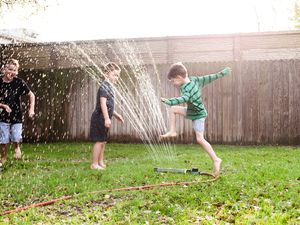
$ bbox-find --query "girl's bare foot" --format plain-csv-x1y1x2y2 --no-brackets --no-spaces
91,164,105,170
213,158,222,177
159,131,177,140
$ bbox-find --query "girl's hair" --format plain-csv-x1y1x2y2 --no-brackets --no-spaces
167,62,187,79
103,62,121,74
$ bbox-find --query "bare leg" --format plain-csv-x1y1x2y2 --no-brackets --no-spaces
98,143,106,168
91,142,105,170
160,106,186,139
195,132,222,177
1,144,8,164
13,142,22,160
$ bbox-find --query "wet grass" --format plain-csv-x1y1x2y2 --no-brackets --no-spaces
0,143,299,224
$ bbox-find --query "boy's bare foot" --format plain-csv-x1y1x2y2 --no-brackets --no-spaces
91,164,105,170
1,158,7,165
99,162,106,168
14,148,22,160
159,132,177,140
213,158,222,177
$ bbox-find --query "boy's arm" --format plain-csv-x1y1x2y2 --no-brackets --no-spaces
161,92,190,106
100,97,111,128
28,91,35,118
197,67,231,87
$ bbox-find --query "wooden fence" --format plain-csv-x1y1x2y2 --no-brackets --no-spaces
14,59,299,145
1,31,300,144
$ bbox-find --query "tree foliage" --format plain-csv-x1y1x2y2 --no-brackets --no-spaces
0,0,48,15
292,0,300,28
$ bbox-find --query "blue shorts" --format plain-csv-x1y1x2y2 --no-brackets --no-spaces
0,122,23,144
192,118,205,133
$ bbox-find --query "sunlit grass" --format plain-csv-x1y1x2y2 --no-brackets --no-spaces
0,143,299,224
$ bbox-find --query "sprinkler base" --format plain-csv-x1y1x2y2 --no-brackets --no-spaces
154,167,201,175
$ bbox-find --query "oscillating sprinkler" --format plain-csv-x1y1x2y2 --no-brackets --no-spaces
154,167,214,176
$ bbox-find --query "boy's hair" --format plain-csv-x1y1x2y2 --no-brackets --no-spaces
5,58,20,68
103,62,121,74
167,62,187,79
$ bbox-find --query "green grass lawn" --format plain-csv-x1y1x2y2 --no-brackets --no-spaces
0,143,299,224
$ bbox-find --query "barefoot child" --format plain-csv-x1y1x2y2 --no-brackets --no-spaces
0,59,35,164
160,62,231,177
90,62,124,170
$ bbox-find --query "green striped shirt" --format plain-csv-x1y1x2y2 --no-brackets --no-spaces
163,67,231,120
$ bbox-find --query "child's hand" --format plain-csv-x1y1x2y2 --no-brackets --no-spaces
161,97,167,103
105,118,111,128
115,114,124,123
28,109,35,118
3,104,12,113
161,98,171,105
222,67,231,75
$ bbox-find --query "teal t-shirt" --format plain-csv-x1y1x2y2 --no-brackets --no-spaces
162,67,231,120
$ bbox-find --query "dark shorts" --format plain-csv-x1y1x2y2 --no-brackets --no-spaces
90,112,109,142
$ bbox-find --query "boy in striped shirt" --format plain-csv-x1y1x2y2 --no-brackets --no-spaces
160,62,231,177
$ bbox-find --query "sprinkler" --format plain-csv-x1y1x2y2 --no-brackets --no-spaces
154,167,213,176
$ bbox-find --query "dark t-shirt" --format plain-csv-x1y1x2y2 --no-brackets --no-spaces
94,81,114,119
0,76,30,123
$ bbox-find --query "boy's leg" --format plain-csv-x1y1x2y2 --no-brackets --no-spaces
98,143,106,168
193,119,221,176
195,131,222,177
91,141,105,170
11,123,23,159
13,143,21,159
0,122,10,164
1,144,9,164
160,106,186,139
